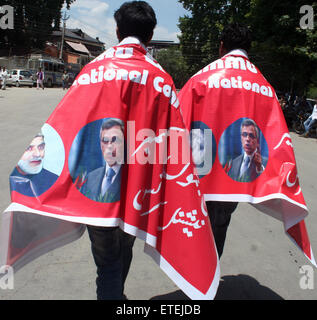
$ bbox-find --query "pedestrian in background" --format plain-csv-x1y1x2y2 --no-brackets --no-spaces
1,66,8,90
62,70,69,90
36,68,44,90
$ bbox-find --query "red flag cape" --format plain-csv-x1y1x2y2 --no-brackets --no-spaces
0,39,219,299
178,50,316,267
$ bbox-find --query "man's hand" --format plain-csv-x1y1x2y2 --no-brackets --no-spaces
253,147,263,172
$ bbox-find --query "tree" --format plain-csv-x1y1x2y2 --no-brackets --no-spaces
156,46,191,89
178,0,317,94
178,0,251,75
0,0,76,55
248,0,317,94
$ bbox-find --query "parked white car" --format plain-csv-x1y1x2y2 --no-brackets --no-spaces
7,69,34,87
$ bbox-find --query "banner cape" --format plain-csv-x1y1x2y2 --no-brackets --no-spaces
0,40,219,299
178,50,315,267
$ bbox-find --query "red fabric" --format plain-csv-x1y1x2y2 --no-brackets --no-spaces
179,53,315,266
3,43,219,299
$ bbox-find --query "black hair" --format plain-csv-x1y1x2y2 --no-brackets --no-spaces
220,23,252,52
100,118,124,134
114,1,157,44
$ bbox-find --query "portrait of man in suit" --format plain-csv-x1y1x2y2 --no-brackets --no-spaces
80,118,124,203
10,133,59,197
227,118,267,182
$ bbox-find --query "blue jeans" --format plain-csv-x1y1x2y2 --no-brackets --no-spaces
62,80,67,90
304,116,317,133
87,225,135,300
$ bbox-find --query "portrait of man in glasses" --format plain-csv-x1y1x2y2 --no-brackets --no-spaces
80,118,124,203
227,118,267,182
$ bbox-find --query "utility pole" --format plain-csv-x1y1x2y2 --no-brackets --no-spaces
59,11,70,60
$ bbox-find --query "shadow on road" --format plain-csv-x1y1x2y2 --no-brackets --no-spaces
150,274,283,300
215,274,284,300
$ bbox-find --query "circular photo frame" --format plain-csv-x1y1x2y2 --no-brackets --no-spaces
218,118,269,182
9,123,64,197
69,117,125,203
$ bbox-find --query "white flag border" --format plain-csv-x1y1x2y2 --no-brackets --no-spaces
3,202,220,299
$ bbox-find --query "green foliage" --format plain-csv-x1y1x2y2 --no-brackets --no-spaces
178,0,317,94
248,0,317,94
0,0,76,55
307,86,317,98
156,47,191,88
307,70,317,98
178,0,251,75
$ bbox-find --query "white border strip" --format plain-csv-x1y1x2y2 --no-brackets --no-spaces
4,203,220,299
286,231,317,268
144,243,220,300
4,203,157,247
204,193,308,210
0,211,11,267
309,247,317,268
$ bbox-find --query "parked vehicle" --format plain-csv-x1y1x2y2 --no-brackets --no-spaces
7,69,34,87
29,69,38,86
293,110,317,136
28,57,65,87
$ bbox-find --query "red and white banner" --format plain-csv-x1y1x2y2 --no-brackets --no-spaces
0,40,219,299
178,50,316,266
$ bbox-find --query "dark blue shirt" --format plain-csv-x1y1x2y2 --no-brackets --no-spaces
10,167,58,197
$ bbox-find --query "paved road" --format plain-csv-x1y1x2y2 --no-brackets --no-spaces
0,87,316,300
